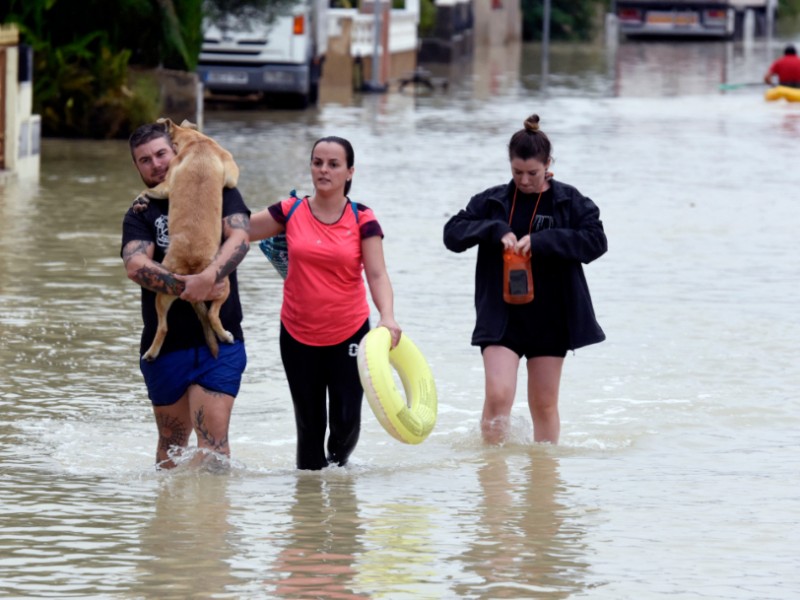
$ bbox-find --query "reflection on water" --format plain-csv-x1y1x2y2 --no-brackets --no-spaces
356,486,440,596
2,37,800,599
271,475,365,598
454,449,586,599
137,472,237,598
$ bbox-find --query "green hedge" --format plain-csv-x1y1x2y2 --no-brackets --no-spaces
521,0,606,42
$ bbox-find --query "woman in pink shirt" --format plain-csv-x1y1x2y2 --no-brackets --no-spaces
251,136,401,470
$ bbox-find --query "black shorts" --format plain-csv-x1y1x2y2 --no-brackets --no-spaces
480,306,567,359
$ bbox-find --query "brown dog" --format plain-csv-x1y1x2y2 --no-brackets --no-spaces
140,118,240,361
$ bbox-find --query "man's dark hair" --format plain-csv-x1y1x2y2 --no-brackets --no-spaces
785,44,797,56
129,123,170,157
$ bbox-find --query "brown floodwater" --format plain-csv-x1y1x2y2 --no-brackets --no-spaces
1,38,799,599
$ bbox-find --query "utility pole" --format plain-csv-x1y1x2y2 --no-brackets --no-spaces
362,0,388,92
371,0,382,88
542,0,551,92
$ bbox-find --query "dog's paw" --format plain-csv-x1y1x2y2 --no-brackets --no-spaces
132,195,151,213
219,330,234,344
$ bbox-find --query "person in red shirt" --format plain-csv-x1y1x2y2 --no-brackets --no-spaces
764,44,800,87
250,136,401,470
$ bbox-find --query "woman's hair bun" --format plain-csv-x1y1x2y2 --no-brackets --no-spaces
524,114,540,133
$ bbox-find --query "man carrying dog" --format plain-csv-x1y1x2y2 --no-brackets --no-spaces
121,122,250,469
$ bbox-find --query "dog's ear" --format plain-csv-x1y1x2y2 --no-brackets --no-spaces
156,117,174,133
180,119,198,130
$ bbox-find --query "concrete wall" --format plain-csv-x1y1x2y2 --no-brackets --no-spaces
358,49,417,86
0,25,40,183
325,7,419,92
130,67,204,131
473,0,522,46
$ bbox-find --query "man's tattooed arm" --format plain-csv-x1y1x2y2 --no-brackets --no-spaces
134,264,186,295
214,212,251,283
122,239,185,296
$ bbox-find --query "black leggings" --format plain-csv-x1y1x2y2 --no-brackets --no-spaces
279,320,370,470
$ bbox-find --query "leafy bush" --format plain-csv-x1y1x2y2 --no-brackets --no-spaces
419,0,437,37
2,0,201,137
521,0,601,41
780,0,800,17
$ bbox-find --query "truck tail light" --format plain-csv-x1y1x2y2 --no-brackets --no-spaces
618,8,643,23
293,15,305,35
703,9,727,25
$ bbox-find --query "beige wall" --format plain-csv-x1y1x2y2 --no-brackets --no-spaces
360,49,417,85
323,18,355,88
1,31,18,174
473,0,522,46
1,25,40,181
324,14,417,93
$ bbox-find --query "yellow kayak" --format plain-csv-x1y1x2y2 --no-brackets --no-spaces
765,86,800,102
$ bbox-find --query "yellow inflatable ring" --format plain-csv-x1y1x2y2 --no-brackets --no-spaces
765,85,800,102
357,327,437,444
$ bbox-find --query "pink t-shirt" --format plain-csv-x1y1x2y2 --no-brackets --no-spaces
269,196,384,346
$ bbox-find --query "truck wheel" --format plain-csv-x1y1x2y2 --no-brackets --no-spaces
308,80,319,105
292,92,310,110
265,92,308,110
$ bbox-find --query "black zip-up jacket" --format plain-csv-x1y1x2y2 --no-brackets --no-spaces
443,179,607,351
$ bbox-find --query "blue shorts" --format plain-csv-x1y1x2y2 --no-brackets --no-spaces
140,341,247,406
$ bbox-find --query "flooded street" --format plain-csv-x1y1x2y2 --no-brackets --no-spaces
2,38,799,598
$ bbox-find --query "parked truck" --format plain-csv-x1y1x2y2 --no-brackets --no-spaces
197,0,328,108
615,0,772,39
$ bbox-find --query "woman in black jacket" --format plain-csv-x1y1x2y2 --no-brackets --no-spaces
443,114,607,445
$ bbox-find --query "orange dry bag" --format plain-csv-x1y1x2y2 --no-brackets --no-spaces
503,249,533,304
502,187,542,305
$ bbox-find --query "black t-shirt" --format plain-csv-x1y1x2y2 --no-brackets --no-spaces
120,187,250,356
508,187,567,346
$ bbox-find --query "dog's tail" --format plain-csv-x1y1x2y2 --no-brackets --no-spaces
192,302,220,358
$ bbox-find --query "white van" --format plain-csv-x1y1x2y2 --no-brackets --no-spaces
197,0,328,108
